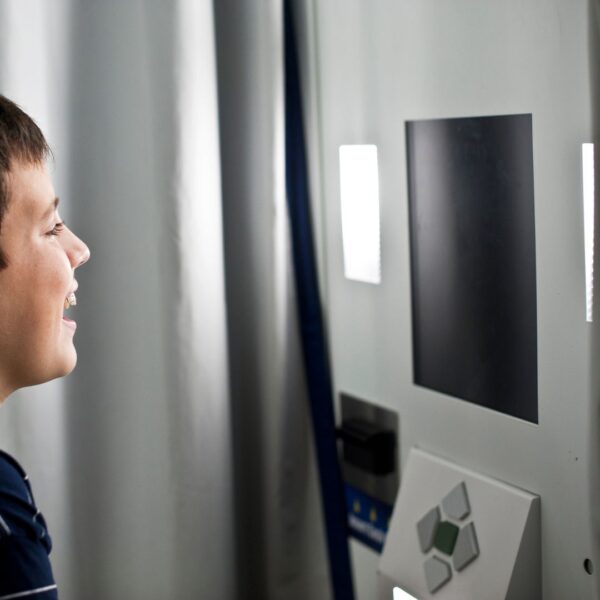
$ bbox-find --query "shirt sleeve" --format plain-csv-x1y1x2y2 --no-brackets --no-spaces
0,534,58,599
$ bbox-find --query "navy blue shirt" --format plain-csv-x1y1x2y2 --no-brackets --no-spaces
0,450,57,599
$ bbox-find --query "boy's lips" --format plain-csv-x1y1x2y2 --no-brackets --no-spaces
62,315,77,331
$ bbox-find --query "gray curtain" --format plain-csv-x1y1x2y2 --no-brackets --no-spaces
215,2,331,598
0,0,330,598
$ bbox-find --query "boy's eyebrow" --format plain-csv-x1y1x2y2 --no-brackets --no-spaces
41,196,59,220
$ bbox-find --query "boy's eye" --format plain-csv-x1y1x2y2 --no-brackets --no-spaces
48,222,65,236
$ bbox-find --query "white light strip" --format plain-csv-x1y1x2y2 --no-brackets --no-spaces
583,143,595,322
339,144,382,284
393,586,420,600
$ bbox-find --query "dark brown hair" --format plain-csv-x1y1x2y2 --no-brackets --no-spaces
0,95,51,268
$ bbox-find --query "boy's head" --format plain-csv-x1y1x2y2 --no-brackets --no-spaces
0,95,90,397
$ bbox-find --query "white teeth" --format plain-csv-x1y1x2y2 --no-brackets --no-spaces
64,292,77,310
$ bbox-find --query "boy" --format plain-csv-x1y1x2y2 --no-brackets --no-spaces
0,95,90,599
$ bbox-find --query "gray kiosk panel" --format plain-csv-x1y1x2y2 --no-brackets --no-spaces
306,0,600,597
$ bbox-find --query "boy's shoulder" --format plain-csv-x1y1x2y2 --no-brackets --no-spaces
0,450,30,500
0,450,52,551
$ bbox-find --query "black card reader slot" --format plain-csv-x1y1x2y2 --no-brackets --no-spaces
337,418,396,476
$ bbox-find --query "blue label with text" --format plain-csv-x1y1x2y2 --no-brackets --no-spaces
345,483,393,553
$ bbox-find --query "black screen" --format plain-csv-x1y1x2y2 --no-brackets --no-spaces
406,114,538,423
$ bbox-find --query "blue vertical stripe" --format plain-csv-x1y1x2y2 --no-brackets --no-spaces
284,3,355,599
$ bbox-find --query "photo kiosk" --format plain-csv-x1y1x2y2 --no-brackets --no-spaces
309,0,600,598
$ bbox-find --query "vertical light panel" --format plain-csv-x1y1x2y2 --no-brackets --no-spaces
583,143,595,322
393,587,419,600
339,144,382,284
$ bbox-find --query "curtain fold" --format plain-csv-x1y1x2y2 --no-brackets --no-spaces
214,2,332,599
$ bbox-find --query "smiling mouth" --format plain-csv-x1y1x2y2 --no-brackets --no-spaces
62,287,78,331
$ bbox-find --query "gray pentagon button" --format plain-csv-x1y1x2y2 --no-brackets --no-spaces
424,556,452,593
417,506,440,553
452,522,480,572
442,481,470,521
